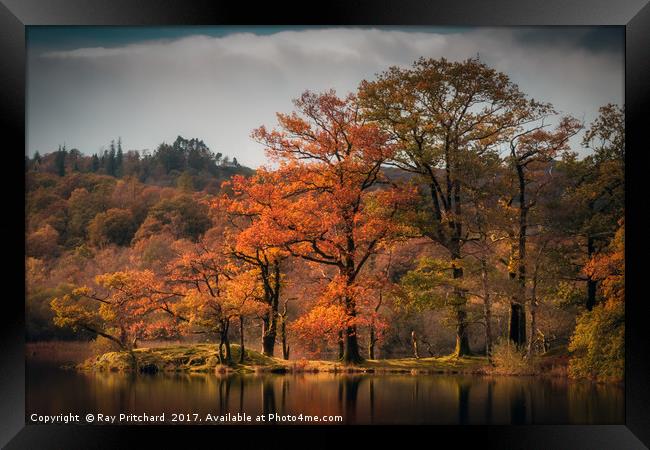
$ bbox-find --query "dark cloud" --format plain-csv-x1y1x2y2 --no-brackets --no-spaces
512,26,623,53
27,27,623,167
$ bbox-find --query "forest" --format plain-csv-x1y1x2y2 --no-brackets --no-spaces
26,57,624,383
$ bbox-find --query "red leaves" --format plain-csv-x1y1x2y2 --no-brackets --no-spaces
582,222,624,307
233,90,416,354
241,91,415,269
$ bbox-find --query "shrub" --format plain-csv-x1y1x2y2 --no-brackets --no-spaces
489,339,538,375
568,302,624,382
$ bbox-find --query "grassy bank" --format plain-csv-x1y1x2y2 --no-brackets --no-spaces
29,341,572,377
75,343,490,374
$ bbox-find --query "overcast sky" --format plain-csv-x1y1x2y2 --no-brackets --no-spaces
27,26,623,168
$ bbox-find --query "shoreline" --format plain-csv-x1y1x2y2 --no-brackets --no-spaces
25,341,581,379
73,343,491,375
27,341,623,383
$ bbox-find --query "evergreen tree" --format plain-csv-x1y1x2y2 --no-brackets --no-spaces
107,140,116,176
100,149,108,173
91,154,100,172
116,137,124,177
69,149,80,172
54,145,67,177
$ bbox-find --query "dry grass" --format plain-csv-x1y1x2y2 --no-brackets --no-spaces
486,341,539,376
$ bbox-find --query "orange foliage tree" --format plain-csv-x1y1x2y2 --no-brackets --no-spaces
569,221,624,381
221,193,288,357
236,90,414,363
50,270,178,352
164,242,268,363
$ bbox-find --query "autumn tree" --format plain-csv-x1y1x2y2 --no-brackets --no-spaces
146,194,212,242
165,242,268,363
67,187,108,245
223,191,288,357
359,57,549,356
50,270,177,362
462,200,507,358
558,104,624,311
503,115,581,346
249,90,414,364
568,221,624,381
26,224,60,259
88,208,137,247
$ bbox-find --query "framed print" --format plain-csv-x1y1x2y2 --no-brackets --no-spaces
1,0,649,448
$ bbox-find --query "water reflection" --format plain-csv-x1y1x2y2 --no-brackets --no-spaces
27,364,623,425
457,380,470,424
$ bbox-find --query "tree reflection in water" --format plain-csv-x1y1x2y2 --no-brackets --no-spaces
27,365,624,425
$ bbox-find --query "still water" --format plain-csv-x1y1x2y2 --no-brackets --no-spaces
27,364,623,425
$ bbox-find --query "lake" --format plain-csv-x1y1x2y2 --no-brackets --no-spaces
26,362,623,425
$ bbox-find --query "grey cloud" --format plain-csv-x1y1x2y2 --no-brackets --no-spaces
28,27,623,168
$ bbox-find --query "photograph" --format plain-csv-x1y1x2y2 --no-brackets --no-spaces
22,24,626,427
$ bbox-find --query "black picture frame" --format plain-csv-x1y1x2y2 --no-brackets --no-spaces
2,1,649,448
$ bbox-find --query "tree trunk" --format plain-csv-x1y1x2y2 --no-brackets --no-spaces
452,252,471,357
260,260,281,356
509,165,528,347
481,260,493,358
280,315,290,360
239,316,245,364
261,314,277,357
343,325,363,365
218,336,225,364
368,289,383,360
224,336,232,363
527,282,537,357
342,295,363,365
411,330,420,359
509,303,526,346
527,245,544,356
337,330,344,360
368,322,376,360
454,307,471,356
223,319,232,363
